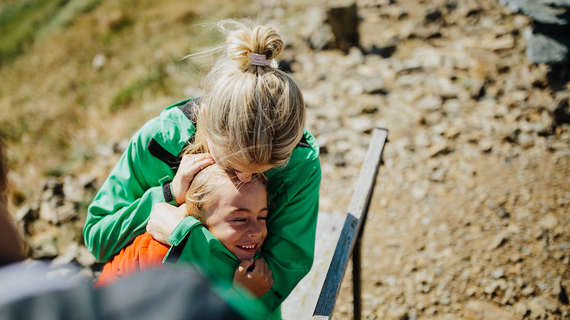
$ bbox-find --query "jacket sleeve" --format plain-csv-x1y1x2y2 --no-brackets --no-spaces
165,153,321,317
83,118,175,262
256,155,321,313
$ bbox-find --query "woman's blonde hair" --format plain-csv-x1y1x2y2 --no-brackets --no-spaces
185,164,268,224
184,20,305,168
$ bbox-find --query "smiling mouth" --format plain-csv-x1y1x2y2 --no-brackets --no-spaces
237,244,258,251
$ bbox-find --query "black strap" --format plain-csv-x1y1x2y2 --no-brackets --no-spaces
162,181,174,203
148,139,181,172
164,234,190,264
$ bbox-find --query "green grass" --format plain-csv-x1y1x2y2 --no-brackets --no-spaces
0,0,67,66
110,63,166,112
0,0,259,206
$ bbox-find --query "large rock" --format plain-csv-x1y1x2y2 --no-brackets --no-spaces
327,3,359,52
524,28,570,63
502,0,570,63
502,0,570,25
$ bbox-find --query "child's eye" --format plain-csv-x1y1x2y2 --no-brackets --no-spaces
258,216,268,221
232,218,246,223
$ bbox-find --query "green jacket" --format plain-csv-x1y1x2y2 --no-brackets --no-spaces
84,98,321,318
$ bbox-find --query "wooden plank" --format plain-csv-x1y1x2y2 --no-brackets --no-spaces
281,212,345,320
312,128,388,319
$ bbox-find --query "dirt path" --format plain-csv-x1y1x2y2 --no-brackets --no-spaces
260,0,570,318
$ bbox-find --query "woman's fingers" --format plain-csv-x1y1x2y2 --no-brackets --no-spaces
147,203,187,245
172,153,215,204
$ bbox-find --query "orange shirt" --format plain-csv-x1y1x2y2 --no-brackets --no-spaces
95,232,170,288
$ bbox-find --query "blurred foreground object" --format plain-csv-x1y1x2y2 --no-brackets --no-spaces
0,262,244,320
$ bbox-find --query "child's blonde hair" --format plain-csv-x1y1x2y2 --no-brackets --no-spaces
185,164,268,223
184,20,305,168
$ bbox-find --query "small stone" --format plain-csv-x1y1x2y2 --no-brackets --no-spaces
444,126,461,138
331,153,346,167
514,301,529,318
465,286,478,296
528,299,546,317
15,204,32,222
464,300,519,320
33,239,59,259
522,286,535,296
539,213,558,230
491,34,515,51
387,306,408,320
39,201,58,224
362,77,386,94
429,141,451,157
514,208,532,221
317,135,329,154
478,139,494,152
51,242,78,266
492,268,505,279
532,296,559,313
485,281,500,294
76,245,98,267
56,202,77,223
417,94,442,111
92,54,106,69
430,167,446,182
376,309,385,319
510,253,522,262
488,230,509,250
496,206,510,219
361,103,378,114
412,188,427,200
348,116,375,133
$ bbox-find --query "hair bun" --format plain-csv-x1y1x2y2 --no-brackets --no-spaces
226,23,284,68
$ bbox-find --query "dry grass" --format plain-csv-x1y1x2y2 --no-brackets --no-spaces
0,0,259,205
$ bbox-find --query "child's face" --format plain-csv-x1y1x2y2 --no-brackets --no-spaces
203,179,268,261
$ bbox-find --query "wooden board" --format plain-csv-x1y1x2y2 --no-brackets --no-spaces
313,128,388,319
281,212,345,320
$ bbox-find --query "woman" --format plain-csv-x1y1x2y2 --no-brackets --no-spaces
84,21,320,319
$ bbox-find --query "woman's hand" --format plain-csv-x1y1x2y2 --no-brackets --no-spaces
233,259,274,298
172,153,215,205
147,203,188,245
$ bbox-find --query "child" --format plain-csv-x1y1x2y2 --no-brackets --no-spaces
95,164,273,299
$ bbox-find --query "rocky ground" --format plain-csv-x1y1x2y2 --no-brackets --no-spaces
12,0,570,319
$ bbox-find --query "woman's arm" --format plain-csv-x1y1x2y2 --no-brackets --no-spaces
83,100,198,262
83,118,175,262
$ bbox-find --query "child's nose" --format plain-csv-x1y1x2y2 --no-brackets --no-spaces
247,221,262,237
